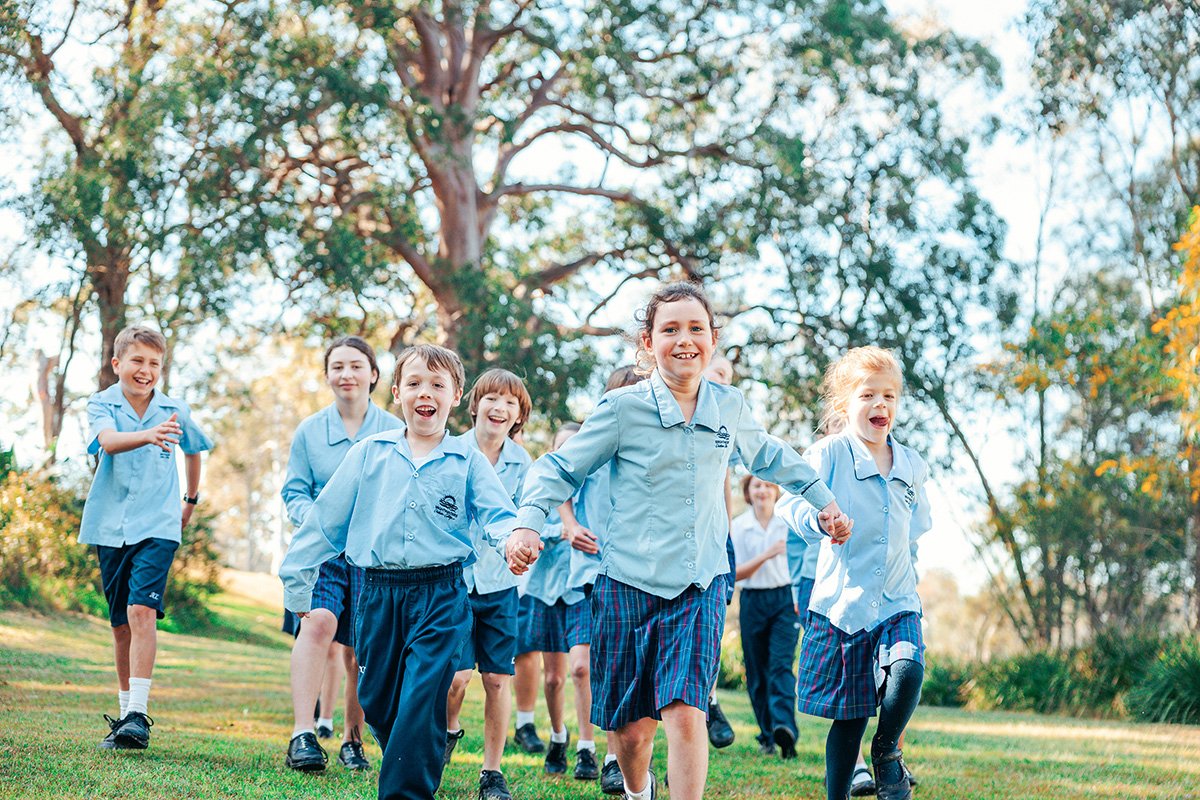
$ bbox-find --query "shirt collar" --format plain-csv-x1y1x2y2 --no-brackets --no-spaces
98,382,178,422
648,371,721,431
393,429,469,464
845,432,913,485
463,428,526,466
325,402,385,446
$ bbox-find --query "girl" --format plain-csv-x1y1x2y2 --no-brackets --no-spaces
730,476,800,759
775,346,931,800
281,336,404,773
505,282,851,800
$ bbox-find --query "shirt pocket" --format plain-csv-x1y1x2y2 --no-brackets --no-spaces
423,479,469,537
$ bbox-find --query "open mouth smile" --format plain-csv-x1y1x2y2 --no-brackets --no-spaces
869,415,889,429
415,404,437,419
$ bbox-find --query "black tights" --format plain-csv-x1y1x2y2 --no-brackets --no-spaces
825,658,924,800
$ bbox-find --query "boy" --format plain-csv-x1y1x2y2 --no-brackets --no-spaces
80,325,213,750
280,344,520,800
445,368,533,800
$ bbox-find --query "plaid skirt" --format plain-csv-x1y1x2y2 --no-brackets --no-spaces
590,574,727,730
307,553,365,648
565,595,592,648
518,594,571,654
796,610,925,720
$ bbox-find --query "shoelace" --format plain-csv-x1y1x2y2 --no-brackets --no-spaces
103,714,120,731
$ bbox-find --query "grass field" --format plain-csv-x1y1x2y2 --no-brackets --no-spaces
1,572,1197,800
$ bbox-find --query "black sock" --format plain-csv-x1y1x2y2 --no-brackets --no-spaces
871,658,924,786
825,717,868,800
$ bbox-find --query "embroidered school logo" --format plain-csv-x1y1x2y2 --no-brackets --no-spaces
714,425,730,448
435,494,460,520
903,487,916,508
159,449,171,459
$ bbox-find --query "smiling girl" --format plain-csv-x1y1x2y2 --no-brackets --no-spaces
505,282,852,800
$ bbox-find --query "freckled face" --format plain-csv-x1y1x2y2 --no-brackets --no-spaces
846,370,901,448
641,298,717,385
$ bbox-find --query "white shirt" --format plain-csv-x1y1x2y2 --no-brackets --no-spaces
730,509,792,590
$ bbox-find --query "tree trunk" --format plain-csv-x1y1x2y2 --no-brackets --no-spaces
92,254,130,390
35,350,63,462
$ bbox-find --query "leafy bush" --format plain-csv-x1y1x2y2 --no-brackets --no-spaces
1064,629,1162,716
921,657,973,707
717,632,746,690
1126,638,1200,725
970,650,1074,713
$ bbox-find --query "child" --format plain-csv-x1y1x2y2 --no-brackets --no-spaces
730,476,800,759
281,336,403,772
775,346,931,800
505,282,851,800
444,368,533,800
80,325,213,750
280,344,519,800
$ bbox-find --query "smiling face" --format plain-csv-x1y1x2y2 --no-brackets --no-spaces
475,390,523,439
325,345,377,404
392,358,462,440
640,297,717,388
845,369,901,448
746,476,780,516
112,341,164,402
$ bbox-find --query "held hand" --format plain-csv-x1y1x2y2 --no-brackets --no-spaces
565,521,599,554
818,501,854,544
506,528,544,575
181,501,195,529
146,412,182,452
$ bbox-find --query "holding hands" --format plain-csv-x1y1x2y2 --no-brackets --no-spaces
818,501,854,544
506,527,544,574
146,412,182,452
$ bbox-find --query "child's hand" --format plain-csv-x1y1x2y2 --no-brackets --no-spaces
506,528,544,574
181,501,195,529
146,413,181,452
564,521,599,554
818,501,854,544
766,539,787,558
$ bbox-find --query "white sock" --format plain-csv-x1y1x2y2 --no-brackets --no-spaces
448,728,461,735
624,773,654,800
292,726,315,738
118,690,130,718
710,689,718,703
550,726,568,743
127,678,151,716
578,739,596,753
316,716,334,730
604,753,619,766
516,710,535,727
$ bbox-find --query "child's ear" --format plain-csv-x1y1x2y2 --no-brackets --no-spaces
391,384,401,404
111,356,120,372
453,388,464,406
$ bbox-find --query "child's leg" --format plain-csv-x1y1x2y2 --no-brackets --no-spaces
290,609,338,733
739,593,772,741
318,641,344,727
870,659,923,787
542,651,568,734
568,643,593,742
126,604,159,679
660,700,709,800
342,646,365,742
826,718,869,800
609,717,658,794
446,669,473,732
112,624,132,693
515,650,541,719
480,672,513,770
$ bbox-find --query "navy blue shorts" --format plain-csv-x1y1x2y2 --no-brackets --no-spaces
797,610,925,720
793,577,815,619
589,574,727,730
304,553,364,648
458,587,519,674
96,538,179,627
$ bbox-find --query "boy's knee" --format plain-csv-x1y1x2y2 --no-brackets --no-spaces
480,672,508,694
570,659,589,683
451,670,474,693
126,604,157,627
544,671,566,693
297,609,338,643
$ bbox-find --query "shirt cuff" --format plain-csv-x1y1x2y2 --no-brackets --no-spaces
799,481,836,513
515,504,549,532
284,589,312,614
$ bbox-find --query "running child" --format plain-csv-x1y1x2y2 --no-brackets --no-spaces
775,346,931,800
505,282,852,800
281,344,520,800
281,336,403,772
444,368,533,800
81,325,213,751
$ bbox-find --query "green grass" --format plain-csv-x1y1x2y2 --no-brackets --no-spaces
1,577,1198,799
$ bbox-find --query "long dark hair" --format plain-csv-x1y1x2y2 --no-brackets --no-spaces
324,336,380,392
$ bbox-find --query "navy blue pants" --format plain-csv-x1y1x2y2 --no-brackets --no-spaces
739,585,800,742
354,565,469,800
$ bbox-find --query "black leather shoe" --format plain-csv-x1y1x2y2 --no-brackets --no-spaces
514,722,545,754
97,714,121,750
773,725,797,759
286,731,328,772
545,731,569,775
600,757,625,795
850,765,877,797
574,747,599,780
903,760,917,787
444,728,465,766
112,711,153,750
338,740,370,770
872,750,912,800
479,770,513,800
316,723,334,739
706,701,735,748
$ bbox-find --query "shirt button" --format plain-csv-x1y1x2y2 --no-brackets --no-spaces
409,502,417,509
407,533,414,540
879,537,887,543
685,532,693,539
685,498,693,505
413,471,419,478
687,562,695,569
882,506,889,513
875,568,883,576
686,463,693,470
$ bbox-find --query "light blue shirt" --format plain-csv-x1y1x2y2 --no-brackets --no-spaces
79,383,213,547
515,370,837,599
787,529,820,584
280,430,519,612
525,506,586,606
567,464,613,590
281,402,404,527
459,429,532,595
775,432,932,633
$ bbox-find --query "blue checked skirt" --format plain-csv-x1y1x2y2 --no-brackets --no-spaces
308,553,365,648
518,594,571,654
564,595,592,648
797,610,925,720
590,574,727,730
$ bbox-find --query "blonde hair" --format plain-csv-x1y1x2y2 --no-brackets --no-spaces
467,368,532,436
819,346,904,432
113,325,166,358
392,344,466,393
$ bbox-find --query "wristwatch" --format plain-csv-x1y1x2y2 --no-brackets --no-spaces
183,494,200,505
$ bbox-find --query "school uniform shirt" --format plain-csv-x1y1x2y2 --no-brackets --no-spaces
525,525,585,606
729,509,792,589
775,432,932,634
567,463,613,591
79,384,214,547
280,429,519,613
786,528,820,585
514,370,837,599
281,402,405,527
458,429,532,594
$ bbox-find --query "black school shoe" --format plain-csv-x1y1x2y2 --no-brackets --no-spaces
849,765,877,797
97,714,122,750
871,750,912,800
514,722,545,754
338,740,370,770
444,728,465,766
286,731,328,772
600,758,625,795
316,723,335,739
773,725,797,760
706,701,735,748
574,747,599,780
545,731,570,775
479,770,514,800
111,711,153,750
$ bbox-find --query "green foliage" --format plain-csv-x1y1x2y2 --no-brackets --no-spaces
716,633,746,691
971,650,1075,715
920,657,973,708
1126,638,1200,725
